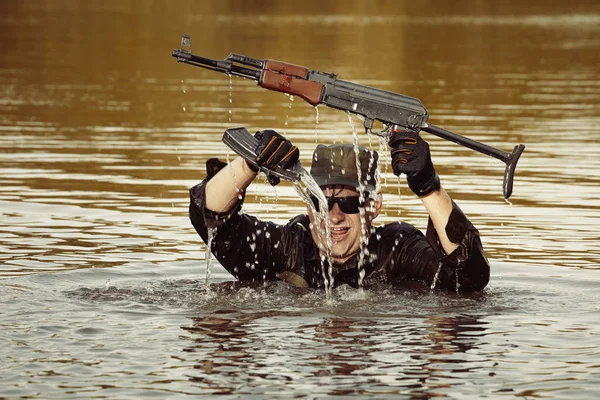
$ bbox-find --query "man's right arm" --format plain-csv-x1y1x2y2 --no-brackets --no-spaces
190,129,301,283
190,177,289,282
205,157,257,213
205,129,299,213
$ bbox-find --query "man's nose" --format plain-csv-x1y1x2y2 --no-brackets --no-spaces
329,203,345,222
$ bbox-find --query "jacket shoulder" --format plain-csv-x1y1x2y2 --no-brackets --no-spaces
374,221,423,240
286,214,311,233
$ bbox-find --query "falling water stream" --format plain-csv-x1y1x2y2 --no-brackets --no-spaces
293,176,334,294
204,227,217,293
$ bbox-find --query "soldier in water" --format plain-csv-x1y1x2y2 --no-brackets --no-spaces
189,129,489,292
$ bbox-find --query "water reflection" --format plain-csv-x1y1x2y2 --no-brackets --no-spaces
181,304,489,396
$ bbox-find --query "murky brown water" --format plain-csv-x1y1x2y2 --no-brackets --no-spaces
2,1,600,398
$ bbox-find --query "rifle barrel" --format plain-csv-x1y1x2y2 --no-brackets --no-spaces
171,50,261,80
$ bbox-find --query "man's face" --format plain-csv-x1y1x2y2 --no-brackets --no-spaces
307,185,381,263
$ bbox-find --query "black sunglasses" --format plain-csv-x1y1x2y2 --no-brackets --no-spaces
309,195,366,214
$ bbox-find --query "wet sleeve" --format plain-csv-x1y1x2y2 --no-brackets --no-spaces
391,202,490,293
425,201,490,292
189,178,289,282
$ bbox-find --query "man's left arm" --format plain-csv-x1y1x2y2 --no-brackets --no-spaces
419,187,458,254
389,128,490,291
389,128,464,253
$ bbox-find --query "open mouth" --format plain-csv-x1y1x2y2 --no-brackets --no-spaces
329,226,349,241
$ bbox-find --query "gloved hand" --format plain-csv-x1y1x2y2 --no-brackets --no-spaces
389,129,440,196
252,129,299,186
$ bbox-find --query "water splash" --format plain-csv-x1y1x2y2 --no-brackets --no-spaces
377,135,389,187
228,75,233,123
205,227,217,294
430,261,443,291
284,94,295,134
396,175,403,217
347,112,377,287
225,150,243,201
294,174,334,296
455,267,461,294
181,79,188,110
314,106,320,139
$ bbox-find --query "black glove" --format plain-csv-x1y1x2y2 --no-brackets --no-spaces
252,130,299,186
389,130,440,196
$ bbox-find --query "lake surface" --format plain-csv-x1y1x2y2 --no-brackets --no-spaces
1,1,600,398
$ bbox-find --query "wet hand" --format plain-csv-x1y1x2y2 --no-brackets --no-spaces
253,130,299,186
389,129,440,196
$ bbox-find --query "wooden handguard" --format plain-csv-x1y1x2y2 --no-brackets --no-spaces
260,70,324,106
264,60,309,78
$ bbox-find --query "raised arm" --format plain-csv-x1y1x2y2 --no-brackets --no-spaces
205,129,299,213
387,129,491,292
389,128,458,254
205,156,257,213
419,187,458,254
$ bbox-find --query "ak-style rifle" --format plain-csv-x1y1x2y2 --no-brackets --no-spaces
172,35,525,198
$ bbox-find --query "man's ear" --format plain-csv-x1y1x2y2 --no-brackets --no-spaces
373,192,383,218
367,192,383,219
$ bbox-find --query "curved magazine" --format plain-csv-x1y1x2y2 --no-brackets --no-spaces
222,127,302,183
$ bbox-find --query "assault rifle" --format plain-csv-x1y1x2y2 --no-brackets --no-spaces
172,35,525,199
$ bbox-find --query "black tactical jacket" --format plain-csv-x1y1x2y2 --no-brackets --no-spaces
189,178,490,293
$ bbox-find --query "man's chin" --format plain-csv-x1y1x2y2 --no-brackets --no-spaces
313,237,359,262
329,246,359,263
